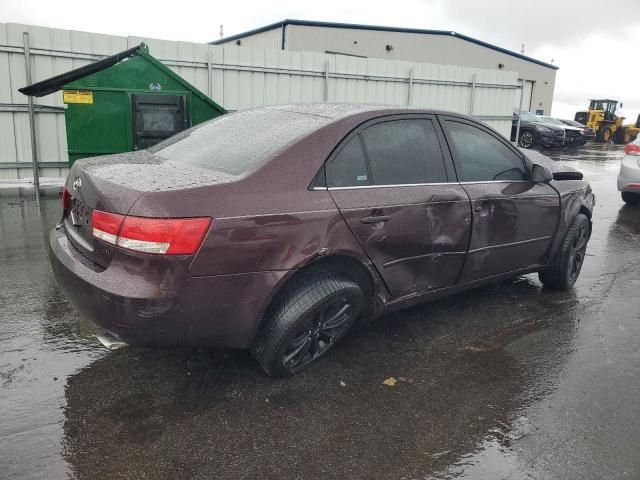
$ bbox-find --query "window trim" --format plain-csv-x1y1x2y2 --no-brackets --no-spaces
438,115,532,183
318,114,454,190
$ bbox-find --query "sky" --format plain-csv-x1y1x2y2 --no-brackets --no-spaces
2,0,639,121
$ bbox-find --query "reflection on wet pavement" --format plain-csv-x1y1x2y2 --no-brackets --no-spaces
1,144,639,479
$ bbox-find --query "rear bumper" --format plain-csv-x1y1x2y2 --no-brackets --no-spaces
617,155,640,192
49,226,287,349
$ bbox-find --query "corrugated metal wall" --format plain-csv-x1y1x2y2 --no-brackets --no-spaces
0,23,519,180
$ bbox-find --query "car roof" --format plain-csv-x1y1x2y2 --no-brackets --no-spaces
260,103,468,121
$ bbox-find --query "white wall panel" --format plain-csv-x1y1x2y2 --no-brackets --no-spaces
0,23,519,180
216,27,282,50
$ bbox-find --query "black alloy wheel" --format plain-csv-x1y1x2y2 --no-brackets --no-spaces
622,192,639,205
539,214,590,290
253,274,364,377
567,219,589,286
518,131,535,148
282,298,355,371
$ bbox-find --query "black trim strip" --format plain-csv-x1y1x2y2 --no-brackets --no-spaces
468,236,551,254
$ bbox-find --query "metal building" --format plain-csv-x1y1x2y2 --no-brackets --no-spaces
0,23,519,183
212,19,557,115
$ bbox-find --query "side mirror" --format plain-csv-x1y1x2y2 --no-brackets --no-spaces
531,163,553,183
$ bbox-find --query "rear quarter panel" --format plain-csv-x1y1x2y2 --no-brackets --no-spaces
188,192,373,277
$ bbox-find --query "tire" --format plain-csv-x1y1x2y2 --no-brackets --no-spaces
539,214,590,290
623,129,635,144
614,127,629,145
622,192,639,205
597,126,613,143
518,130,535,148
253,274,364,377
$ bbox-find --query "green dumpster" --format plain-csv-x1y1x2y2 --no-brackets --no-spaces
19,43,226,165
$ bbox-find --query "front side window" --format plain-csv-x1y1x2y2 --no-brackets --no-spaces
445,121,527,182
361,119,448,185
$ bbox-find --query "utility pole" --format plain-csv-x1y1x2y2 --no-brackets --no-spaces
23,32,40,201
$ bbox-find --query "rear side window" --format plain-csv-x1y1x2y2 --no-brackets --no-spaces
445,121,527,182
326,137,370,187
361,119,447,185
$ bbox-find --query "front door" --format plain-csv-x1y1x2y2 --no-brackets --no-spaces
132,93,188,149
441,117,560,283
326,116,472,299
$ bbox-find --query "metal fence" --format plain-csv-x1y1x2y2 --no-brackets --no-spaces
0,23,521,181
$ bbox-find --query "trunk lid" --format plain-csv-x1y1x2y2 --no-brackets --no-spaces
63,150,235,268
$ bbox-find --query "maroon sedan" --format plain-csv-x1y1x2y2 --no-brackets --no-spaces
50,104,594,376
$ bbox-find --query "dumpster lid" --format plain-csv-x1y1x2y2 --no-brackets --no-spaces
19,43,147,97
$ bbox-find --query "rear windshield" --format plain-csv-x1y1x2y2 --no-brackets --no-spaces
149,109,329,175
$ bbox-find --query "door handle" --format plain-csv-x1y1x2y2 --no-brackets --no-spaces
474,201,493,216
360,215,391,224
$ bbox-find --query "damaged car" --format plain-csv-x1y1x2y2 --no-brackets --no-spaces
50,105,594,376
511,111,566,148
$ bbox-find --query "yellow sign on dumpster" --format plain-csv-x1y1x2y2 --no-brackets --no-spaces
63,90,93,104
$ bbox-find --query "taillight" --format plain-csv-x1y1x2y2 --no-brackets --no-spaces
92,210,125,245
62,187,70,211
624,143,640,155
91,210,211,255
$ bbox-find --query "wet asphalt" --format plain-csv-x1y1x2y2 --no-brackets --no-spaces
1,143,639,480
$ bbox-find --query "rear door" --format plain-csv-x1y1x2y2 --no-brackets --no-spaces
440,116,560,283
326,116,471,299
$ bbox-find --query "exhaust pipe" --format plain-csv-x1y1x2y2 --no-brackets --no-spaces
97,332,129,351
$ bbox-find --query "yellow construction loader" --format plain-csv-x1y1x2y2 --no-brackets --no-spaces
575,99,640,144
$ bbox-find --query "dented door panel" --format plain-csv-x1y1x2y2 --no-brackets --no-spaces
330,184,471,298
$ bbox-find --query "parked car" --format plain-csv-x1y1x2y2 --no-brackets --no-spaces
617,135,640,204
511,111,566,148
559,119,596,143
539,116,584,146
50,105,595,376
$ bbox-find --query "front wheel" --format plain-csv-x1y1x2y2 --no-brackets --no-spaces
518,131,535,148
253,273,364,377
539,214,590,290
598,127,613,143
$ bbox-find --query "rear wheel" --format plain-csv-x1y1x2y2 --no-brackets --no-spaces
539,214,590,290
253,273,364,377
518,130,535,148
614,127,630,145
622,192,640,205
